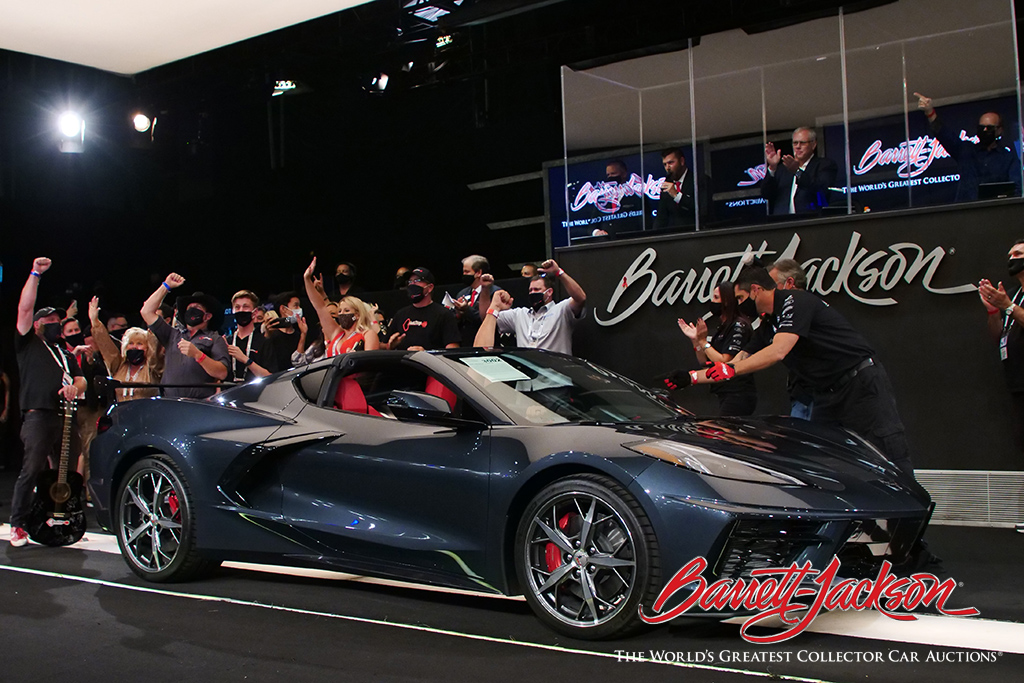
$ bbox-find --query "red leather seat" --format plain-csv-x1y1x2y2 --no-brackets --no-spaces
334,376,381,416
425,376,457,412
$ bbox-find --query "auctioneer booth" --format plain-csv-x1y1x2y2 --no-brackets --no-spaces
551,0,1024,526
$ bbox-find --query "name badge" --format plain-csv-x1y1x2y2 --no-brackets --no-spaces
1000,334,1009,361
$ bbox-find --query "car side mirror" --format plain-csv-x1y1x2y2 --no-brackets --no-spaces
386,390,453,419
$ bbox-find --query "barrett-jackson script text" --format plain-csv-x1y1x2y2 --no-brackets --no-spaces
595,231,975,326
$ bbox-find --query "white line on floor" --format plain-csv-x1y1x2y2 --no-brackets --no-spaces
0,563,834,683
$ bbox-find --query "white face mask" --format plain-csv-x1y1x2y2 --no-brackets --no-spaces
291,307,303,318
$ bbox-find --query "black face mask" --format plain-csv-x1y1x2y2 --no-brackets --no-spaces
335,273,353,287
977,126,997,148
1009,258,1024,277
529,292,546,311
337,313,356,330
41,323,63,344
708,302,723,317
125,348,146,366
109,329,125,343
183,308,206,327
461,274,477,286
407,284,426,303
738,297,758,319
64,332,85,348
234,311,253,327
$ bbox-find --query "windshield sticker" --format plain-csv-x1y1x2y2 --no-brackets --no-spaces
460,356,531,383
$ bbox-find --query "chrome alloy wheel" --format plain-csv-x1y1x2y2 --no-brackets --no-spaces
522,490,638,629
118,466,183,574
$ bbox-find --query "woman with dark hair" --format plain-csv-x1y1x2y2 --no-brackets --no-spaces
677,281,757,416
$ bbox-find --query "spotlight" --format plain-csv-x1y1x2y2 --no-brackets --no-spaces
58,111,84,153
58,112,83,138
133,113,151,132
364,72,389,93
402,61,414,73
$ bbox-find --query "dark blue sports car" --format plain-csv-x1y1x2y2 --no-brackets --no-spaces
88,348,931,639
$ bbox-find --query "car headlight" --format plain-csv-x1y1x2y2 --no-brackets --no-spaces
623,439,806,486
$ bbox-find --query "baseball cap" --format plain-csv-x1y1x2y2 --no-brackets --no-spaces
409,267,435,284
33,307,60,321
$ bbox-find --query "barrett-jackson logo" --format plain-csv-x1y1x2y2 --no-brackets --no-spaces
640,555,979,644
594,231,975,326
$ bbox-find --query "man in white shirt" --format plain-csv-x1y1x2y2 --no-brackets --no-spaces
476,259,586,355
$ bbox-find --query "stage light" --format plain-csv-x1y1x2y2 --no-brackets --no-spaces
402,61,414,72
58,111,84,153
58,112,83,138
133,113,151,132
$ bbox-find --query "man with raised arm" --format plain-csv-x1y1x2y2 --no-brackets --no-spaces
141,273,229,399
9,257,86,548
476,259,586,355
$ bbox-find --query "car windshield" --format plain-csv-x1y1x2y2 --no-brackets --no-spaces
439,349,679,425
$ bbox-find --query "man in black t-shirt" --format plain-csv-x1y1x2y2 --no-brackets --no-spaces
9,258,87,548
225,290,271,382
688,265,912,477
387,268,460,351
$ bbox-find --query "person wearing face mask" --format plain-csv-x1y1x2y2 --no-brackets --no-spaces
453,255,503,346
674,282,757,416
141,273,230,399
225,290,271,382
476,259,586,355
303,257,380,356
916,93,1022,202
979,241,1024,532
9,258,87,548
261,291,306,373
88,296,159,402
333,261,363,299
589,160,644,238
386,268,460,351
677,265,914,479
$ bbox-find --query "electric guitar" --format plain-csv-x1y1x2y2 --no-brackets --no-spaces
26,398,87,546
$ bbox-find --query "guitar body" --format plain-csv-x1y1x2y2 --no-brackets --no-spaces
25,398,87,547
26,470,87,546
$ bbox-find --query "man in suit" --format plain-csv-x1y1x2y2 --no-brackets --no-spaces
760,127,838,215
653,147,708,230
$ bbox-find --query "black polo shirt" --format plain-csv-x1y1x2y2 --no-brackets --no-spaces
770,289,875,389
709,318,755,396
15,330,83,411
390,302,461,350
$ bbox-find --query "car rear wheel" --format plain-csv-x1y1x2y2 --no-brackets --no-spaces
514,474,659,639
115,456,215,582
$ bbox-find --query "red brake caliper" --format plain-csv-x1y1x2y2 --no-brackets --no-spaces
545,513,573,572
167,492,180,519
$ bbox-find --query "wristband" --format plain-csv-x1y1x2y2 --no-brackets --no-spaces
196,352,207,363
487,308,499,319
162,282,171,291
988,308,1001,315
245,358,254,367
557,268,565,277
30,270,41,278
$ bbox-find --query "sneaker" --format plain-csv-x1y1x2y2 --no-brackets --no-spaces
1016,522,1024,534
9,527,28,548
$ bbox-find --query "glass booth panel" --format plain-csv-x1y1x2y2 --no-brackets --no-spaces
761,16,845,219
558,67,643,247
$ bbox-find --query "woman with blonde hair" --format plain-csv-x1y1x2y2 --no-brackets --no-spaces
88,297,159,402
303,257,380,356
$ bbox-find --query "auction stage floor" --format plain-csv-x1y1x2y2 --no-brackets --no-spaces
1,471,1022,683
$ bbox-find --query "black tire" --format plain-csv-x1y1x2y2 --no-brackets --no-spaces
514,473,660,639
114,456,215,582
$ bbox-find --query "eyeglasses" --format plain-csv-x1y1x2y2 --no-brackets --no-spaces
791,139,813,145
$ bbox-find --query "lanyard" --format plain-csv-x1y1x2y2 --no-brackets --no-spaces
232,329,254,377
124,363,143,399
43,340,73,386
1003,289,1024,335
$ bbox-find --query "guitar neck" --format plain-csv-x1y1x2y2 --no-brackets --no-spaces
58,399,76,483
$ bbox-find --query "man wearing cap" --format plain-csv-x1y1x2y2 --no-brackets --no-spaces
387,268,461,351
9,257,87,548
141,272,229,399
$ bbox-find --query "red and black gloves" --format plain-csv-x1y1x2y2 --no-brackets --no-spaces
704,361,735,382
663,369,698,390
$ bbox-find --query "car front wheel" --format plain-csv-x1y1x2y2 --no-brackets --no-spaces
115,456,215,582
514,474,659,639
